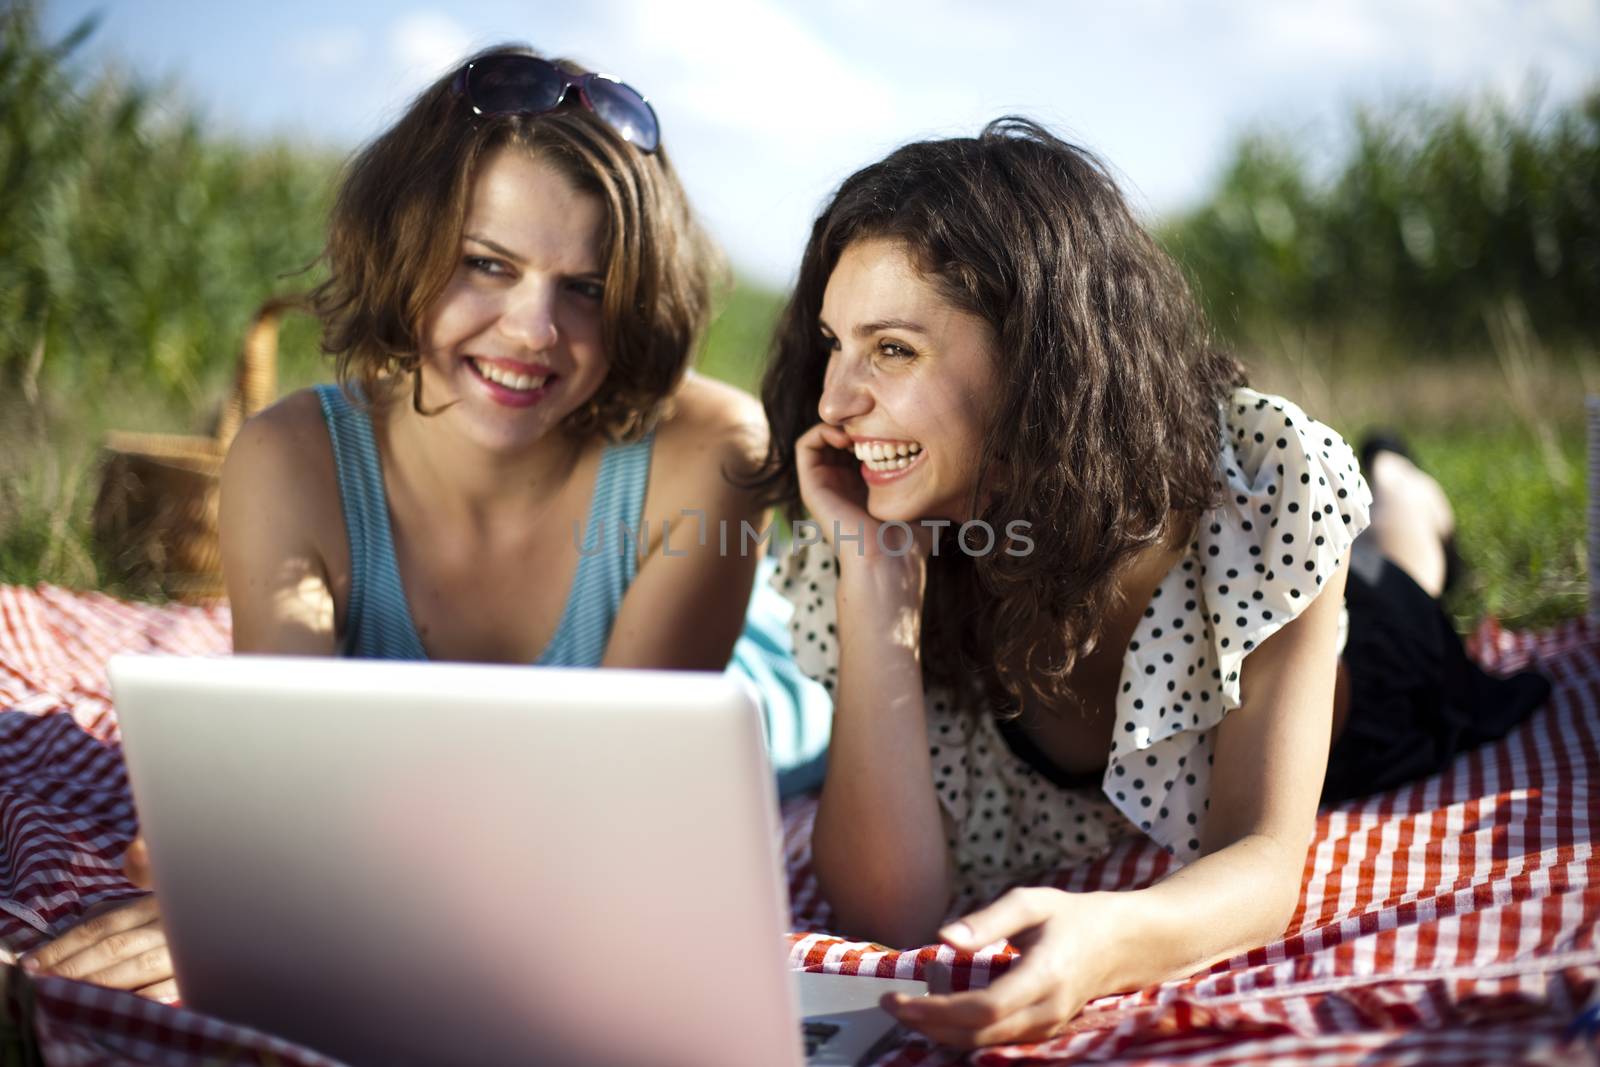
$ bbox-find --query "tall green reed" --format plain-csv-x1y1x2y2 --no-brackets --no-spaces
1161,87,1600,360
1,3,338,413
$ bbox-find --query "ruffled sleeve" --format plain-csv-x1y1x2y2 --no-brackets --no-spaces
1200,389,1373,711
1098,387,1373,861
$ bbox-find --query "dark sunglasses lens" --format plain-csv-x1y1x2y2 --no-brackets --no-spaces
467,55,567,115
584,77,660,152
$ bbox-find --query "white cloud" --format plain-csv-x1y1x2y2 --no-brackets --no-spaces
617,0,911,158
389,10,474,90
275,0,1600,283
1198,0,1396,70
1545,0,1600,41
290,26,364,72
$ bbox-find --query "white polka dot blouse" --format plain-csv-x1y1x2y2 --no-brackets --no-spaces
773,388,1374,900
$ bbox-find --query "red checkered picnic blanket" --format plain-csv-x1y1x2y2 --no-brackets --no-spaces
1,583,1596,1065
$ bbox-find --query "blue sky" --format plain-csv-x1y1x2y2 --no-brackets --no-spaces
43,0,1600,288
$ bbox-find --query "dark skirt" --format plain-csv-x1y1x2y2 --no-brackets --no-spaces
1321,542,1552,805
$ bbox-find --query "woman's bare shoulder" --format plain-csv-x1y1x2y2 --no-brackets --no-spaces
219,387,351,651
641,372,767,524
226,388,334,474
221,387,344,543
652,371,768,471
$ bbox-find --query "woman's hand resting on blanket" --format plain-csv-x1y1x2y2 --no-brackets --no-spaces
879,887,1126,1048
19,836,177,1002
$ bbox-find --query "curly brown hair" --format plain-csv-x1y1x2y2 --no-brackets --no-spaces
755,117,1246,709
309,44,719,440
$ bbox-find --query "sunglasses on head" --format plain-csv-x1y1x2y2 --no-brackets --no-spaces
451,53,661,154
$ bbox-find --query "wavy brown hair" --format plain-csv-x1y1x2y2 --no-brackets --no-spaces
755,118,1246,710
309,44,718,440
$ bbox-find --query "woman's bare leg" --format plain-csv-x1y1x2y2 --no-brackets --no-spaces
1331,450,1456,747
1363,450,1456,599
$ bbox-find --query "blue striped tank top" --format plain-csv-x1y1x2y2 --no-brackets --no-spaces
315,383,649,665
314,383,832,796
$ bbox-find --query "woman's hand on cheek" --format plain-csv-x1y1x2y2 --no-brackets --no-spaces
881,888,1117,1049
796,422,873,546
797,421,940,569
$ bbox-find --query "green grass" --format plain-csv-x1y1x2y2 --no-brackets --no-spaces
1246,354,1591,631
1413,427,1587,630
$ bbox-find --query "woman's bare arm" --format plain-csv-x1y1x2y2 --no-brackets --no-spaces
794,421,953,947
1129,553,1348,979
884,557,1350,1047
811,550,953,947
600,374,766,671
219,392,343,656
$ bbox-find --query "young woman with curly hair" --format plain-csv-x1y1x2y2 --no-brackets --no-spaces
755,117,1549,1048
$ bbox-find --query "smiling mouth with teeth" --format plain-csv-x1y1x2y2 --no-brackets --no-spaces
468,357,551,393
853,440,923,472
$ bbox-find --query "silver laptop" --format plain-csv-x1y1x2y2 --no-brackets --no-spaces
109,655,925,1067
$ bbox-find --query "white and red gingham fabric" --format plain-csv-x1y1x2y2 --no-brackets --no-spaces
1,584,1597,1066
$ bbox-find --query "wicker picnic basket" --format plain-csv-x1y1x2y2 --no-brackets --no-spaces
91,298,299,603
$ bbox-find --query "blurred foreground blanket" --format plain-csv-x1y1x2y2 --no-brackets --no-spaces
0,584,1596,1066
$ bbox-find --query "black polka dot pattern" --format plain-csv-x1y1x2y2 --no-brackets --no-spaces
772,387,1372,889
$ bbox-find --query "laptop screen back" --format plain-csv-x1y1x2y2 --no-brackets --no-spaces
111,656,804,1067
